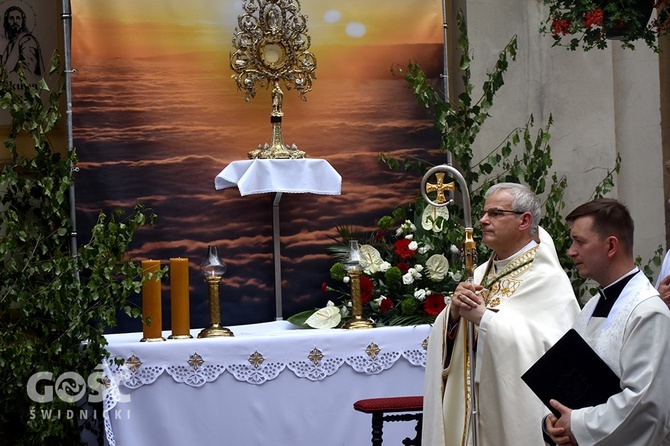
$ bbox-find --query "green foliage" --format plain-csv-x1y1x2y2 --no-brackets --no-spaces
540,0,669,52
637,244,666,281
381,12,622,301
0,55,158,444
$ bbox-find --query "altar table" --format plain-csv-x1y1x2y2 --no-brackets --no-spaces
102,321,430,446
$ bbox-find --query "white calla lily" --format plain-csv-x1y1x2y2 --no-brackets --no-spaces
421,205,449,232
305,305,342,329
426,254,450,281
359,244,383,274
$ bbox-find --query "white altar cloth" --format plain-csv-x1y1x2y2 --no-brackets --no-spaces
214,158,342,196
102,321,429,446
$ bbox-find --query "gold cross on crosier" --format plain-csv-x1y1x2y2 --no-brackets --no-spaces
425,172,455,204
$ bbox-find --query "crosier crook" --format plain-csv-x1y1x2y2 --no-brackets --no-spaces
421,164,478,446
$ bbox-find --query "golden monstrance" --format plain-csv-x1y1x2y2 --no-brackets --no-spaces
230,0,317,159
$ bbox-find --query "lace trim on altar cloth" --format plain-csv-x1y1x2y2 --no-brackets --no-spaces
101,337,428,446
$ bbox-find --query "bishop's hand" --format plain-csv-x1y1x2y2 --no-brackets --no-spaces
451,282,485,325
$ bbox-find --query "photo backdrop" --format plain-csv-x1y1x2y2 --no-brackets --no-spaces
71,0,445,332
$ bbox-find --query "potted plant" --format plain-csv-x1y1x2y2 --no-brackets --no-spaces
541,0,670,51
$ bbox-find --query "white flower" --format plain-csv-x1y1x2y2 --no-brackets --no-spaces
407,267,422,281
359,244,383,274
402,272,415,285
426,254,450,281
405,234,414,240
305,304,341,329
418,243,432,254
421,204,449,232
408,240,418,251
343,276,350,284
414,289,427,301
396,227,403,237
379,261,391,272
450,271,462,282
399,220,416,235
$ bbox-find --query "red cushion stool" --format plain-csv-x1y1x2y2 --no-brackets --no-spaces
353,395,423,446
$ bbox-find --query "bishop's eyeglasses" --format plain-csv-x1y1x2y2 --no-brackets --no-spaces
479,207,525,219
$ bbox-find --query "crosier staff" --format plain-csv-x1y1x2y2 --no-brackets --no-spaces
421,164,478,446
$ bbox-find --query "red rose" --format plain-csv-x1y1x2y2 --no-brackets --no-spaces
424,294,446,316
394,239,416,259
380,297,393,313
396,262,410,274
360,276,374,304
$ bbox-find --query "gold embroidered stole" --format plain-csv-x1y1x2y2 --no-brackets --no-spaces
480,245,538,308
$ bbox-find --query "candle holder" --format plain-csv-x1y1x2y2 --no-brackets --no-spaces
198,246,234,338
342,240,374,330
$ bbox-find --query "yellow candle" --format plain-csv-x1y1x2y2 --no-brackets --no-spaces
141,260,162,340
169,258,190,337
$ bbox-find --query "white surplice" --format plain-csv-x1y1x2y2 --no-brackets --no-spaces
571,271,670,446
422,227,580,446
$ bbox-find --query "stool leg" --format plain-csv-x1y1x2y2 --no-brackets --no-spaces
402,414,423,446
371,412,384,446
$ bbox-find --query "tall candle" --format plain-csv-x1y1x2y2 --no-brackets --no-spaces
141,260,162,340
169,258,190,337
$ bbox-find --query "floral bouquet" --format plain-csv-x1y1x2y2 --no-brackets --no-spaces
290,203,466,328
541,0,669,51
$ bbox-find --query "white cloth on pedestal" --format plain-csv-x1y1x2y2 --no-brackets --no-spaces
214,158,342,196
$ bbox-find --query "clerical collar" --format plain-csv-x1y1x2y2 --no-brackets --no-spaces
592,268,639,318
493,239,538,274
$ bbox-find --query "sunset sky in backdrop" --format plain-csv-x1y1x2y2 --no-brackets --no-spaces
71,0,446,331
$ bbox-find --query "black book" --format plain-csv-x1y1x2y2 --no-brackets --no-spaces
521,329,621,417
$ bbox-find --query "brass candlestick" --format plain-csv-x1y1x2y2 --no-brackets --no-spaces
198,246,234,338
343,240,374,330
